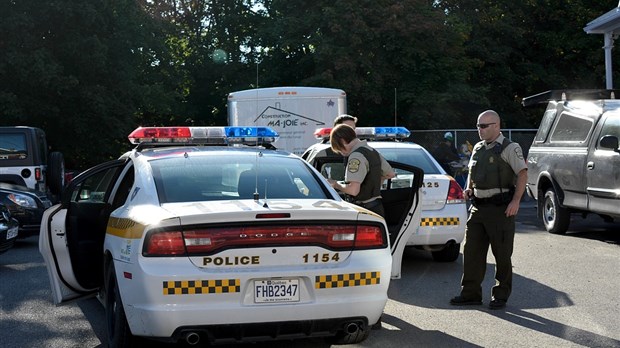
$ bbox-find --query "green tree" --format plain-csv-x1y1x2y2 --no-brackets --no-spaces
256,0,479,129
142,0,267,126
437,0,619,127
0,0,182,168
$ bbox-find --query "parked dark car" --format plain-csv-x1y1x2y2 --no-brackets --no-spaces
1,203,19,254
0,183,53,238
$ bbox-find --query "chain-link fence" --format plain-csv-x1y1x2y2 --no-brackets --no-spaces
408,129,537,188
408,129,537,158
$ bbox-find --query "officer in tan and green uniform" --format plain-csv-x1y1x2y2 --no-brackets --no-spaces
328,124,390,217
450,110,527,310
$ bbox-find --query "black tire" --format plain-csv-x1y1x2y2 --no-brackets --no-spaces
326,325,370,345
105,263,134,348
542,188,570,234
47,152,65,195
431,243,460,262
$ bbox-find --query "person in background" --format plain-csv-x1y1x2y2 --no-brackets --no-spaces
433,131,461,176
449,110,527,310
328,124,387,217
302,114,358,164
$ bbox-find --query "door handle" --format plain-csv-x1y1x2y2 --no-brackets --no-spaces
587,161,594,170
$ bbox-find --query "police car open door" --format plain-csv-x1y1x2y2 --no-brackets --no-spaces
39,159,126,304
314,157,424,279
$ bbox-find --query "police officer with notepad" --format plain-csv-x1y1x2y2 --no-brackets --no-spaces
327,124,388,218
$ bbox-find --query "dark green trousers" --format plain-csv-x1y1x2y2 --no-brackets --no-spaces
460,203,515,301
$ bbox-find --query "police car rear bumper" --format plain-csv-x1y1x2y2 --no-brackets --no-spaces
406,208,467,246
121,258,390,338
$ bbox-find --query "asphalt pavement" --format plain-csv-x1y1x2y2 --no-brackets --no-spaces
1,199,619,348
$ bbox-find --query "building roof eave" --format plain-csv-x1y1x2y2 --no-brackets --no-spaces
584,7,620,34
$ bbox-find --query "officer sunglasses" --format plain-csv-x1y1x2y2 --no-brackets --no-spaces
476,122,496,129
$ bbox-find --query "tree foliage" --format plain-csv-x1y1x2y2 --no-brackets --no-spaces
1,0,619,168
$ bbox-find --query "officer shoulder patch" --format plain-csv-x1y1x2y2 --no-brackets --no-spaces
347,158,361,173
514,146,524,160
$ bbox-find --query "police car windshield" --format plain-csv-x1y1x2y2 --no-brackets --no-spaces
375,147,442,175
149,152,329,203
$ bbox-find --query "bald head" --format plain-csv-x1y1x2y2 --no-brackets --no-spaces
477,110,501,142
479,110,500,123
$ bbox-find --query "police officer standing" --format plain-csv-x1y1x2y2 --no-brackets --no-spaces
450,110,527,310
328,124,388,217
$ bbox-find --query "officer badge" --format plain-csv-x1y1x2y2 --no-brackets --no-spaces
347,158,361,173
489,157,494,164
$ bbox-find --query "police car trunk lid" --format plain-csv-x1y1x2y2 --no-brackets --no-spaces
160,199,386,269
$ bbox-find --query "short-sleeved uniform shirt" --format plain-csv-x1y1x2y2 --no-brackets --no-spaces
345,140,387,202
469,133,527,198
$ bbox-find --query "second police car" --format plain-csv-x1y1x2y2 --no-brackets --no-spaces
39,126,423,346
303,127,467,262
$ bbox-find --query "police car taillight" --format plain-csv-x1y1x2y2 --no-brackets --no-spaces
143,224,387,256
128,126,279,145
313,126,410,141
446,178,465,204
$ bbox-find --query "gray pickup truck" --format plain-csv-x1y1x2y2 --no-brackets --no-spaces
523,90,620,234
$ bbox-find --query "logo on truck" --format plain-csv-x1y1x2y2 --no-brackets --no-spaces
254,107,326,129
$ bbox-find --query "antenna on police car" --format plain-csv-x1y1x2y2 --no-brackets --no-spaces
253,151,260,201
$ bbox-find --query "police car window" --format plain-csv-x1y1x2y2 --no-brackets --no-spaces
550,112,593,143
375,148,441,174
71,168,120,203
0,133,28,160
111,165,134,210
150,154,329,203
320,163,346,181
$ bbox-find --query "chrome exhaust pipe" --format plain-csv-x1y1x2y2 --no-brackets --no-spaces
345,322,360,334
185,332,200,345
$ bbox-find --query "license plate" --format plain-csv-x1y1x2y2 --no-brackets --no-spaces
6,226,18,240
254,279,300,303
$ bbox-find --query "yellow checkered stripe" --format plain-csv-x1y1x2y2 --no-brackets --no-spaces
315,272,380,289
107,217,146,239
163,279,240,295
420,217,460,226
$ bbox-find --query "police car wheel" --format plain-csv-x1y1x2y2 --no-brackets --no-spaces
542,188,570,235
105,263,134,348
431,242,460,262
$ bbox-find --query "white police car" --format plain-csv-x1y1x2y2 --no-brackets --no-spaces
39,126,423,346
303,127,467,262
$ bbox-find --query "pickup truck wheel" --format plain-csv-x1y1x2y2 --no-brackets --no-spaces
431,243,460,262
542,188,570,234
105,264,134,348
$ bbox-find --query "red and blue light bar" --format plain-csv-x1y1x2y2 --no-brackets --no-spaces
314,126,411,140
128,126,279,145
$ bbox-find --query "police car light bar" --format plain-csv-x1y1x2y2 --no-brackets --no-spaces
313,127,410,140
128,126,279,145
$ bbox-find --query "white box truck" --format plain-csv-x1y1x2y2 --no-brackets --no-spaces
227,87,347,155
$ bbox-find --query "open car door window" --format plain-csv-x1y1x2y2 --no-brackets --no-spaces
39,159,126,305
383,161,424,279
313,157,424,279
